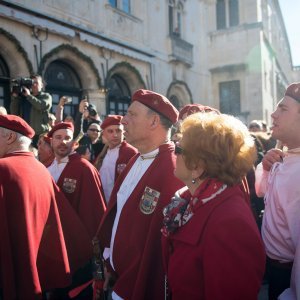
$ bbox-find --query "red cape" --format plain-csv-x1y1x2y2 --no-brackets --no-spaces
162,184,266,300
0,152,71,300
98,143,184,300
55,153,106,238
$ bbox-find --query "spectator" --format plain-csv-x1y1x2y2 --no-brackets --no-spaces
55,95,73,124
248,120,263,132
10,74,52,145
255,82,300,299
94,115,137,202
0,106,7,115
74,98,101,137
79,121,104,162
48,112,56,128
0,114,71,299
162,112,265,299
97,89,184,300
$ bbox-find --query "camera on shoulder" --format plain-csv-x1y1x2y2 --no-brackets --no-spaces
11,77,34,95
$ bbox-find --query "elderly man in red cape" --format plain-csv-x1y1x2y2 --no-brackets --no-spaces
97,89,184,300
0,115,71,300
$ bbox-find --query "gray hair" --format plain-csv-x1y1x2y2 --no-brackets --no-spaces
0,127,32,148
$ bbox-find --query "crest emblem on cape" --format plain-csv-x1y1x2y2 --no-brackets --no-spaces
140,186,160,215
63,178,77,193
117,163,127,175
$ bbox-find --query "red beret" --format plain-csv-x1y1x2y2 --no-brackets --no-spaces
179,104,220,120
101,115,123,130
285,82,300,103
0,114,35,138
132,89,179,124
48,122,74,138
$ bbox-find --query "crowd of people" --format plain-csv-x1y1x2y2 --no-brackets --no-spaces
0,77,300,300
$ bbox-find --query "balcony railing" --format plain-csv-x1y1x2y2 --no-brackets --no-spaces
169,35,193,67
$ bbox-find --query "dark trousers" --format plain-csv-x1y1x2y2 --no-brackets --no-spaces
266,257,292,300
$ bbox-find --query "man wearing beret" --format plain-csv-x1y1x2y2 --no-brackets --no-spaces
255,82,300,300
94,115,137,202
0,115,71,299
97,89,184,299
47,122,106,239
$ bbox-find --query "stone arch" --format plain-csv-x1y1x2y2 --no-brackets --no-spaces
0,28,33,78
107,61,146,94
39,44,101,90
167,80,193,109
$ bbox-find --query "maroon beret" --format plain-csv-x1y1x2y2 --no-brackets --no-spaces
132,89,179,124
0,114,35,138
48,122,74,138
101,115,123,130
179,104,220,120
285,82,300,103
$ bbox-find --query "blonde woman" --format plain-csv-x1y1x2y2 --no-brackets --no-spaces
162,113,266,300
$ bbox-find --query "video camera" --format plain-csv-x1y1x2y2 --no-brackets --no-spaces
11,77,34,95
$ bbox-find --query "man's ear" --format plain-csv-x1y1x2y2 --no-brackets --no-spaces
150,114,160,129
7,131,17,145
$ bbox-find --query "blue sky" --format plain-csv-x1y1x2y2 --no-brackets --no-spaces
278,0,300,66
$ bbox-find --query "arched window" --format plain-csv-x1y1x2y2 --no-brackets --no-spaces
44,61,82,118
0,55,10,109
106,74,131,115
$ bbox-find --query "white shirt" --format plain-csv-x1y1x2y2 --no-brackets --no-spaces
103,148,159,300
255,148,300,263
99,146,120,203
47,156,69,182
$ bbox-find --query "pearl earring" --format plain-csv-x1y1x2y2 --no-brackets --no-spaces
192,178,196,184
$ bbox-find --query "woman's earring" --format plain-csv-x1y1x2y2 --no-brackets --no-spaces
192,178,196,184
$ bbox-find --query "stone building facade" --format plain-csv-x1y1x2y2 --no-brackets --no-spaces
0,0,298,125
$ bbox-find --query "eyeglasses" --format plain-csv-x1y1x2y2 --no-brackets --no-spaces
174,144,184,155
88,129,101,132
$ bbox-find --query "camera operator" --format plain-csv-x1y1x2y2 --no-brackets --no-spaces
10,74,52,145
74,97,101,137
74,98,104,162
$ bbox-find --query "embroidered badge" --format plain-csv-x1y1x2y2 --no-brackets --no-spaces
63,178,77,193
140,186,160,215
117,163,127,175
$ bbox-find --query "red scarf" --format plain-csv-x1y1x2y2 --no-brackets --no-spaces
162,178,227,237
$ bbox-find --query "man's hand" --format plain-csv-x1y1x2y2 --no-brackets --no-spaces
22,87,31,97
262,148,284,171
58,96,70,107
79,98,89,113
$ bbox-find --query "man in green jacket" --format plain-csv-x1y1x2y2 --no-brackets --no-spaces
10,74,52,145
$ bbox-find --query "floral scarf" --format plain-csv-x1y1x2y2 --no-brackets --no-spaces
162,178,227,237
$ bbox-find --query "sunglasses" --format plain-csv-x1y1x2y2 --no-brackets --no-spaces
88,129,101,132
174,144,184,155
